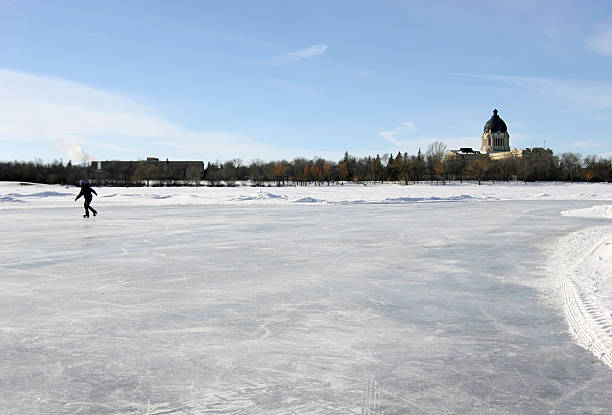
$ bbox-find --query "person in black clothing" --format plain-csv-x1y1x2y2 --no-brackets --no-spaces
75,180,98,218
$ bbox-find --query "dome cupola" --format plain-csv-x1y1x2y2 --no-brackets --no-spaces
483,109,507,134
481,108,510,153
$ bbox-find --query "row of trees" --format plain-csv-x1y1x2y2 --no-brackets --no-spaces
203,145,611,185
1,143,611,186
0,160,89,185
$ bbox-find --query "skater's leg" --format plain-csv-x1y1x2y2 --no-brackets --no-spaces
83,198,91,217
85,197,97,216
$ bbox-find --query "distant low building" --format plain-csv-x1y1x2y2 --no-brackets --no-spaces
488,147,553,161
447,109,553,161
90,157,204,185
92,158,203,173
448,147,484,161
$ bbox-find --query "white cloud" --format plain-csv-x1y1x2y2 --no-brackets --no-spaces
378,130,401,146
281,44,328,61
0,69,316,161
587,27,612,58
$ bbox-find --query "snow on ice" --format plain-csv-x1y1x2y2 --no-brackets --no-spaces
4,181,612,208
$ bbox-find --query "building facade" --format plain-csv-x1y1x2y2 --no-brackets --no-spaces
447,109,552,161
90,157,204,185
481,109,510,153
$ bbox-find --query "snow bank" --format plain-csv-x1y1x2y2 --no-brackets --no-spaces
550,207,612,368
562,204,612,219
2,181,612,209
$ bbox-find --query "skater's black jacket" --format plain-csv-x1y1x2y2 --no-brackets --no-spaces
75,184,97,201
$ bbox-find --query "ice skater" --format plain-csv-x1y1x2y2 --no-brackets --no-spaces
75,179,98,218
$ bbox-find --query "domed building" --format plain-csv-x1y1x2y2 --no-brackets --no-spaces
481,109,510,153
447,108,553,162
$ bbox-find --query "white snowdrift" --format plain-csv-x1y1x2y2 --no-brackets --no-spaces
2,181,612,209
551,206,612,368
562,204,612,219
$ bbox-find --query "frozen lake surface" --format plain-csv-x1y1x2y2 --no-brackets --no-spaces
2,183,612,414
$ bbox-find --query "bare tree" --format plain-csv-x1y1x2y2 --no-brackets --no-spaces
425,141,448,181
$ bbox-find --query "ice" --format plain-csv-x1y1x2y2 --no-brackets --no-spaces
2,183,612,413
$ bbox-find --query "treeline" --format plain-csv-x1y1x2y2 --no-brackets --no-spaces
0,160,89,185
1,145,611,186
204,146,612,185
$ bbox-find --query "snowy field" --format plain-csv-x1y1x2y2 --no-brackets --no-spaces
2,181,612,414
4,181,612,208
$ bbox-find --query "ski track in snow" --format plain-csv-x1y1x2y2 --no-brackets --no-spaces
551,205,612,368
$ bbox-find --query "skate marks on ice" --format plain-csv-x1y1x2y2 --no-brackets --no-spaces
354,375,431,415
143,385,294,415
550,225,612,368
140,383,368,415
139,374,392,415
360,375,384,415
144,382,387,415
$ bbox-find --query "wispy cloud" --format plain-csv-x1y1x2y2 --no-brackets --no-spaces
378,120,478,151
587,27,612,58
0,69,317,161
281,44,328,61
378,130,401,146
378,121,416,146
571,141,603,147
466,74,612,121
401,121,416,130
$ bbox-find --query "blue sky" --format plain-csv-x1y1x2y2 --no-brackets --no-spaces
1,0,612,163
